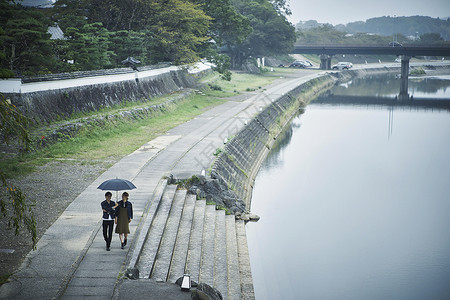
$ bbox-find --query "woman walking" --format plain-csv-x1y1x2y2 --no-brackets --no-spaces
115,192,133,249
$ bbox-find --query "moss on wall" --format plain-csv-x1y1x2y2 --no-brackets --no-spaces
211,75,336,209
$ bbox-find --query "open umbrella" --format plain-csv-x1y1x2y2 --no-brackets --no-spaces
98,178,136,191
97,178,137,200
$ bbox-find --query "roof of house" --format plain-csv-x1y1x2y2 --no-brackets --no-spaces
47,25,66,40
20,0,54,8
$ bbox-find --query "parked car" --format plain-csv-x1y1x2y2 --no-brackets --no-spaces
389,41,403,47
289,61,308,68
301,60,313,67
332,62,352,70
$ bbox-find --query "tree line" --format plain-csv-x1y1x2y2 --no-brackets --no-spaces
296,16,450,45
296,24,450,47
342,16,450,41
0,0,296,78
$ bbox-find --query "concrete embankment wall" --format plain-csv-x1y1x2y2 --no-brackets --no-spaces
212,74,336,208
7,69,197,124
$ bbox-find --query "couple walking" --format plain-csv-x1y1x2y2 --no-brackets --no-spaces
101,191,133,251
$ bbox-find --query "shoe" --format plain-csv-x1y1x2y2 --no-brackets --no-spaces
124,239,127,246
106,247,110,251
121,242,124,249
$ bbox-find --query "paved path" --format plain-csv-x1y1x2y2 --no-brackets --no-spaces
0,68,323,300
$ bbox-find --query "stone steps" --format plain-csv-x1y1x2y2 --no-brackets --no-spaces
185,197,206,283
151,189,187,281
226,215,241,300
167,193,196,283
214,210,228,299
135,185,177,278
131,184,253,299
199,204,216,286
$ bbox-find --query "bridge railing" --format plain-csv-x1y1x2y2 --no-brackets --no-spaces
293,44,450,56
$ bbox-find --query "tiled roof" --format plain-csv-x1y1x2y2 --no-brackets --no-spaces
47,25,66,40
21,0,54,8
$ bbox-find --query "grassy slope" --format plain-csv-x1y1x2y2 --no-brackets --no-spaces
1,68,300,178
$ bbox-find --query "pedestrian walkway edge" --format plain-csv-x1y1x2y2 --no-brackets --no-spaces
53,219,103,299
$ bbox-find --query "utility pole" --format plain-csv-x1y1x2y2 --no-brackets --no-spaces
392,15,397,45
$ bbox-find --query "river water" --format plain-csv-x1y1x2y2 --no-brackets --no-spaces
246,73,450,300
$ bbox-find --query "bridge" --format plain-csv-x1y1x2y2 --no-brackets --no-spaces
293,44,450,99
293,44,450,57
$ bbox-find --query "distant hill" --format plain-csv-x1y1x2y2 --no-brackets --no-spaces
296,16,450,41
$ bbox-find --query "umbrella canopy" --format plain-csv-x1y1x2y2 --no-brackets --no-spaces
97,178,137,191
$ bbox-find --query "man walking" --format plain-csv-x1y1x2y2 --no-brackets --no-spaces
101,192,117,251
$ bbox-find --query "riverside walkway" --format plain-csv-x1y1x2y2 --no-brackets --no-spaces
0,67,324,299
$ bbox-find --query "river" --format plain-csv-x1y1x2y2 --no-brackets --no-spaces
246,73,450,300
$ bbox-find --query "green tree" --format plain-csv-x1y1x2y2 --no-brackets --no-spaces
0,2,54,75
347,32,391,45
296,25,409,46
269,0,291,16
0,27,14,78
52,0,87,32
343,16,450,41
61,0,212,65
194,0,251,46
109,30,149,66
296,24,347,44
143,0,212,64
209,52,232,81
419,33,444,44
0,94,37,249
231,0,295,66
65,22,113,70
85,0,148,31
50,36,76,73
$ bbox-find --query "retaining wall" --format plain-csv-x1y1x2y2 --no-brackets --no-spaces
6,69,197,124
212,75,336,209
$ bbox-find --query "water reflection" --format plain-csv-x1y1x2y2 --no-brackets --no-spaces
314,73,450,112
332,73,450,98
256,113,299,180
312,94,450,111
247,75,450,300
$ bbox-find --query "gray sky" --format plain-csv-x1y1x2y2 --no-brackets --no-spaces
288,0,450,25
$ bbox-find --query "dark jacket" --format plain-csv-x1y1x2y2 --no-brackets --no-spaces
101,200,116,220
115,200,133,220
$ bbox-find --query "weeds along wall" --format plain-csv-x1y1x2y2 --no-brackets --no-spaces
8,70,197,124
211,75,336,209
